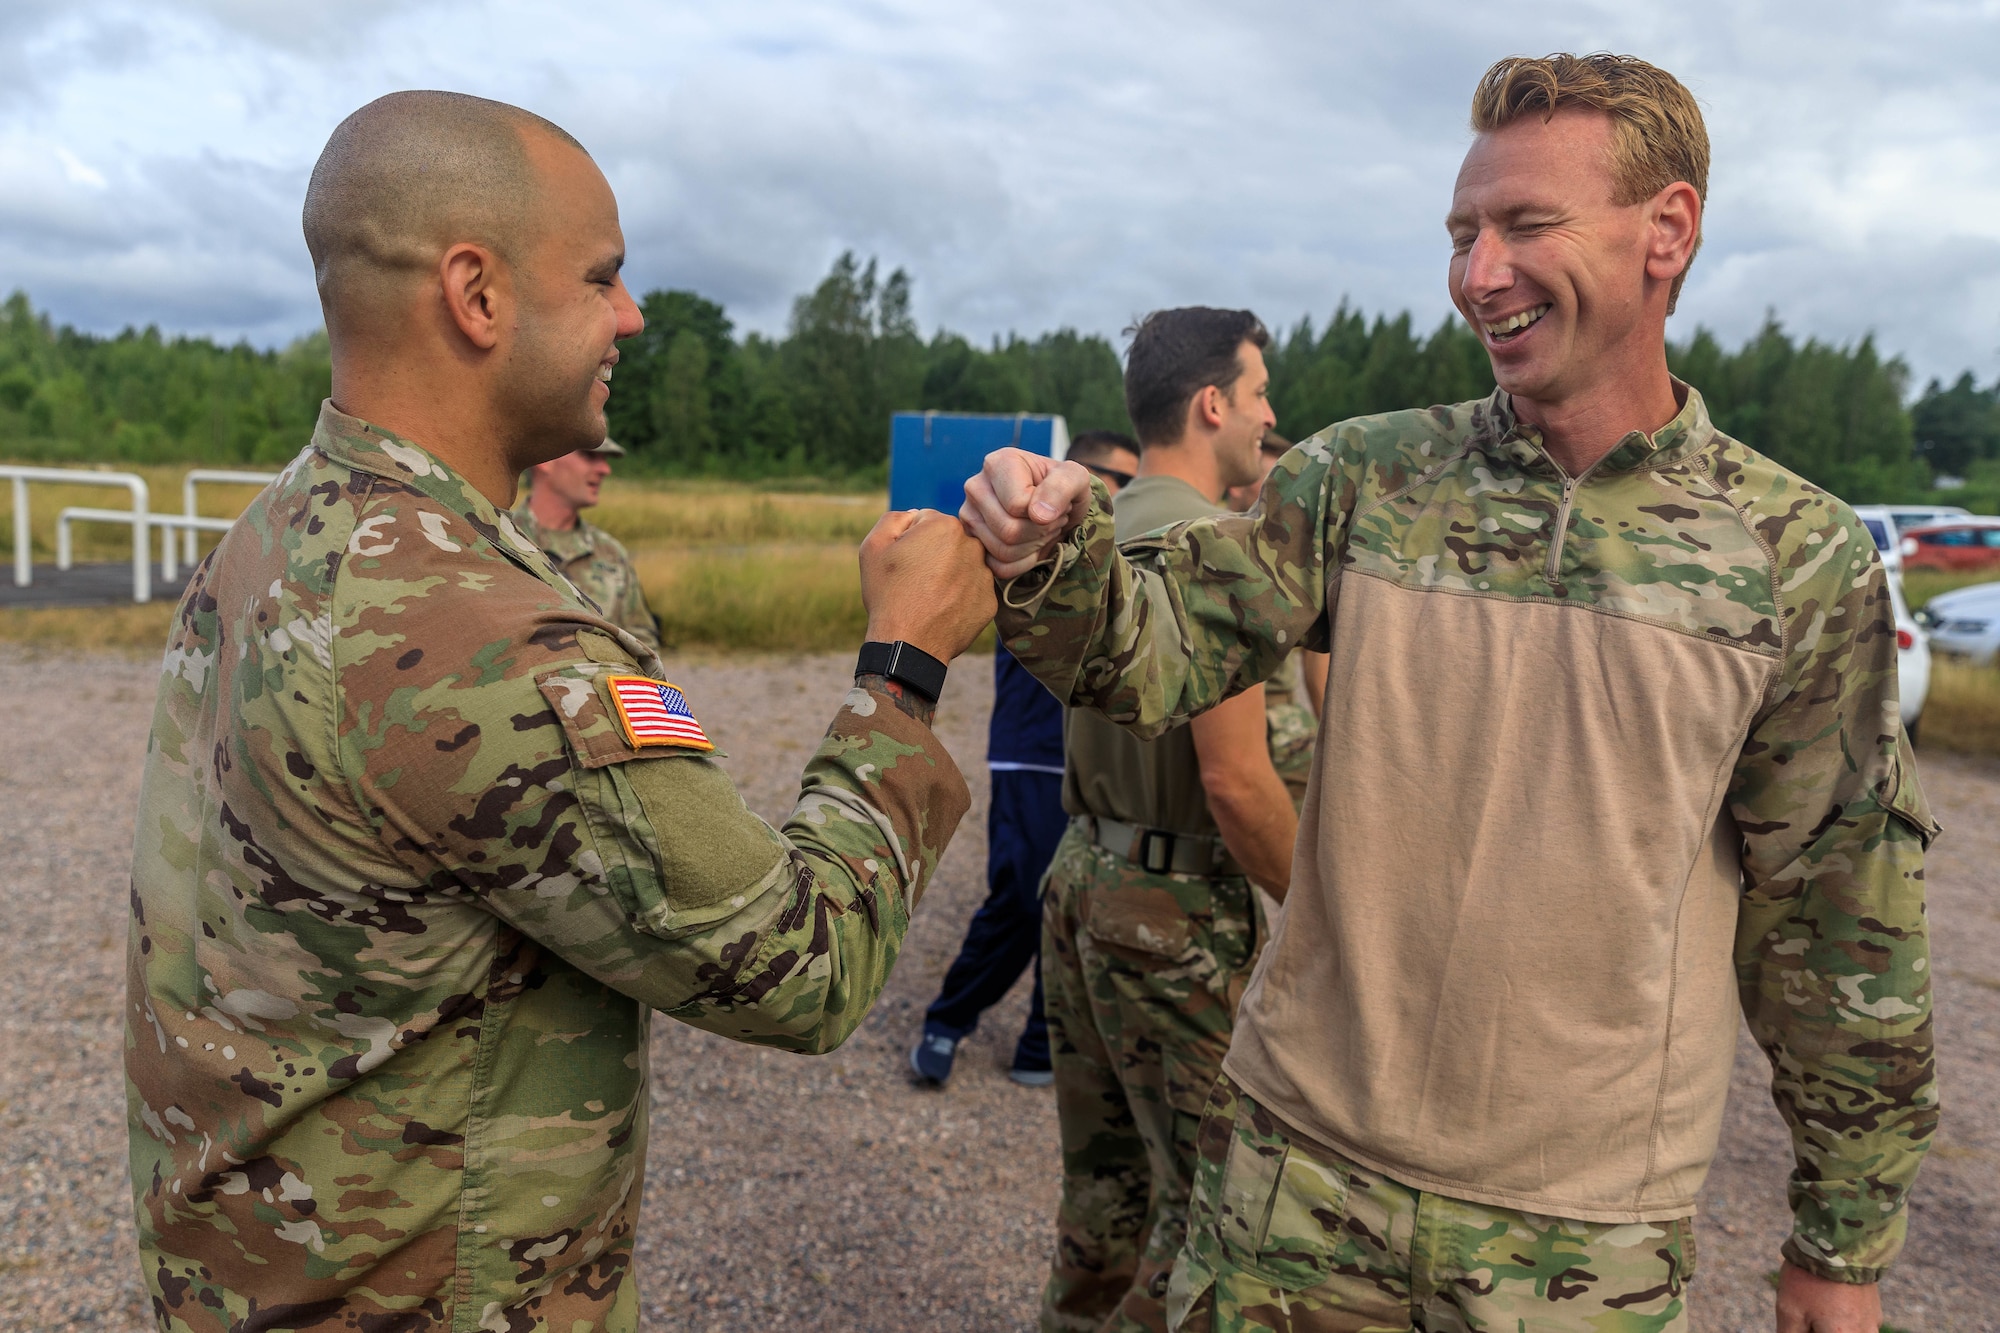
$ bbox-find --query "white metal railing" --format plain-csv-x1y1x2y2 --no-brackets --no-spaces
57,508,237,581
2,465,151,602
182,469,278,564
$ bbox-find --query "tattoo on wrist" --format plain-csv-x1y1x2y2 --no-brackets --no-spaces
856,673,937,727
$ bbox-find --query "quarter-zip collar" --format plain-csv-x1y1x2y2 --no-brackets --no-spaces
308,400,560,585
1478,379,1716,480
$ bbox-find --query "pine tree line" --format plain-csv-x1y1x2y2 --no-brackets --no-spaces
0,257,1988,509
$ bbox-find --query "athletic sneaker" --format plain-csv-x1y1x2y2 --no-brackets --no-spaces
1007,1066,1054,1088
909,1029,959,1085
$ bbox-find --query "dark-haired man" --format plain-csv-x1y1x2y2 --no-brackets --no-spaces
912,430,1141,1090
513,435,661,649
967,53,1933,1333
127,90,993,1331
1037,311,1296,1333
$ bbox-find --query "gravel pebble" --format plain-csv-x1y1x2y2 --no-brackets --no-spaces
0,648,1991,1331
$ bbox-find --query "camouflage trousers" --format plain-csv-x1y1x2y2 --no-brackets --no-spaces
1167,1075,1696,1332
1040,821,1263,1333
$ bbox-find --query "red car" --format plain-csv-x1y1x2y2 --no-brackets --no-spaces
1901,517,2000,573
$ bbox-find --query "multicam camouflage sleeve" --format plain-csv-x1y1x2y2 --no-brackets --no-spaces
372,635,968,1054
997,443,1348,735
595,530,662,652
1721,468,1940,1284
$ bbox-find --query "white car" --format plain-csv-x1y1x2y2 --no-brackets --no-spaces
1852,507,1929,739
1880,503,1970,536
1852,504,1904,575
1886,572,1930,743
1917,580,2000,668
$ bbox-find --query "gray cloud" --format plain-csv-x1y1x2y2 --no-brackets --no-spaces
0,0,1996,388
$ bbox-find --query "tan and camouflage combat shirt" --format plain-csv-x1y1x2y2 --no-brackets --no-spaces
126,404,968,1331
508,503,660,650
999,384,1938,1283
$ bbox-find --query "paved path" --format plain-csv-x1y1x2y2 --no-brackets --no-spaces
0,563,191,609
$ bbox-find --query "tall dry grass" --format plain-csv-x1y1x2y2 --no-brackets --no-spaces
0,463,267,564
1904,568,2000,610
589,482,883,548
1921,660,2000,757
633,546,869,653
0,470,950,659
0,603,178,657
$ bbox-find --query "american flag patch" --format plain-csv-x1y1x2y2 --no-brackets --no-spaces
604,675,714,752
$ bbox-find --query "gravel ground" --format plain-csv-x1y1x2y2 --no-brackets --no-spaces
0,648,1993,1332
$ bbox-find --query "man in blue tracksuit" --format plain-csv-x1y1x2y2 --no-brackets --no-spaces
911,431,1140,1086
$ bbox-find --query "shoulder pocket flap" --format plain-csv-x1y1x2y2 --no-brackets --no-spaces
1082,885,1192,958
535,664,723,769
1881,739,1941,848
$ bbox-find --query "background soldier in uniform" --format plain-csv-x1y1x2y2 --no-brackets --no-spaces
965,54,1935,1333
912,429,1141,1089
1038,309,1298,1333
512,434,662,649
125,90,993,1332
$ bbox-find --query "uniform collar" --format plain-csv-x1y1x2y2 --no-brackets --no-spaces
509,502,598,553
309,400,554,576
1477,379,1715,478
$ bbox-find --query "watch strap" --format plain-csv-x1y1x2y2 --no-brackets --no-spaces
855,640,948,704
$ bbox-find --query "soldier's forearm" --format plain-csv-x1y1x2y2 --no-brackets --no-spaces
1206,770,1298,901
697,692,966,1052
854,672,936,729
1734,811,1934,1283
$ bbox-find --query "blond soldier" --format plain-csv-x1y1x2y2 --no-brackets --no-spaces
967,54,1934,1333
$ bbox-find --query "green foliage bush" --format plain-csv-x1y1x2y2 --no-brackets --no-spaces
0,292,330,466
0,262,1988,510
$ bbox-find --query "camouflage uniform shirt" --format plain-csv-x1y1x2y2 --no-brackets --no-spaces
508,503,660,650
126,403,968,1331
998,385,1937,1284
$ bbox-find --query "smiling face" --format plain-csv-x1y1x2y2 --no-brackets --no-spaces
1447,107,1681,415
500,134,644,464
1212,341,1277,489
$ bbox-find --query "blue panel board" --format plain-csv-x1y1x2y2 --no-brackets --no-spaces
888,412,1062,514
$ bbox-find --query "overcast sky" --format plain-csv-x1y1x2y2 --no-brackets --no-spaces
3,0,1998,389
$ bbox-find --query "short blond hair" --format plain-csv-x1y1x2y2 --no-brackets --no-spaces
1471,53,1709,311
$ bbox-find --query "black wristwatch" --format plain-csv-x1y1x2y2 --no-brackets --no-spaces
856,640,948,704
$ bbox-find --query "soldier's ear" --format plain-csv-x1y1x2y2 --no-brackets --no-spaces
439,242,505,352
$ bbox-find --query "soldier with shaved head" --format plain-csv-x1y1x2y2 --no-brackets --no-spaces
127,91,994,1331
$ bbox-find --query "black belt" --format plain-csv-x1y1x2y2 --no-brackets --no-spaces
1087,816,1241,878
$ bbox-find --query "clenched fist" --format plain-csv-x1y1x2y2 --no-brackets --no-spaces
958,448,1097,578
858,508,997,661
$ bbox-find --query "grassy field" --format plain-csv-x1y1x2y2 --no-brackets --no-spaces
1923,660,2000,757
1903,568,1998,609
0,471,891,656
4,468,1996,756
0,464,268,565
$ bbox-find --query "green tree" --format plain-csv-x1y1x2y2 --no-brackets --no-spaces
1671,318,1928,502
1910,371,2000,477
1267,304,1494,437
649,330,716,466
